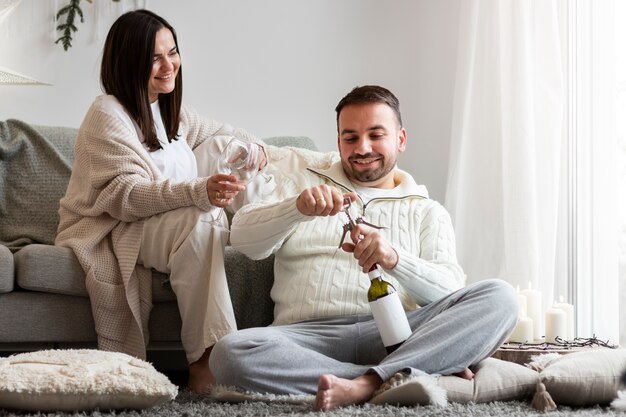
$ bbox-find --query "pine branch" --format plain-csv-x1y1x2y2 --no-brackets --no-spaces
55,0,84,51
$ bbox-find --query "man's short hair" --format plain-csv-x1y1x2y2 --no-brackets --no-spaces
335,85,403,131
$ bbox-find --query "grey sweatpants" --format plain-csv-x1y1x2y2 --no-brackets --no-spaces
210,279,518,395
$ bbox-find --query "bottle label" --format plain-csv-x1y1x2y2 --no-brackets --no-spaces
369,293,412,347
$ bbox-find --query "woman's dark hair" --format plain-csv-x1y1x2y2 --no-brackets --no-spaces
335,85,402,132
101,9,182,151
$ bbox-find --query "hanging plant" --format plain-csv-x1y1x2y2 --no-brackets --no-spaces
55,0,120,51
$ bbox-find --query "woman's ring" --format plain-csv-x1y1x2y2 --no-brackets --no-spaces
216,192,222,200
315,197,324,204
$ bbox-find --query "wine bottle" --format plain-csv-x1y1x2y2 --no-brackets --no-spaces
367,265,412,353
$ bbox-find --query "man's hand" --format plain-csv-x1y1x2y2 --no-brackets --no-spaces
341,223,399,272
296,186,356,217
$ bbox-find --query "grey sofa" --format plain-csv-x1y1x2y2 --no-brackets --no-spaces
0,119,315,363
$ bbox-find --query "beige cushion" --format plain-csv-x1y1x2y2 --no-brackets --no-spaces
0,349,178,412
369,374,447,407
531,348,626,406
369,357,538,406
441,357,539,403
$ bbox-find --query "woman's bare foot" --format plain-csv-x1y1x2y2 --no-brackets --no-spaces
314,373,382,411
453,367,475,380
187,346,215,394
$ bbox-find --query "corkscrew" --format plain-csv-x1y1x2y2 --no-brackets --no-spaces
337,197,385,248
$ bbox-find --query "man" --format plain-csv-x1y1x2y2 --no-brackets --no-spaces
210,85,518,411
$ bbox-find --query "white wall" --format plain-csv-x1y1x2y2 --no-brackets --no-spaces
0,0,460,202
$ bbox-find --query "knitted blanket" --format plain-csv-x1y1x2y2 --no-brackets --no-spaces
0,119,75,251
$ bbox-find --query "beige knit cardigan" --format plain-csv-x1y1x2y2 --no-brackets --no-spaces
55,95,256,359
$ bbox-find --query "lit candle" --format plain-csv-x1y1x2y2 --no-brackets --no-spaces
521,282,542,341
508,316,533,343
545,304,567,343
553,296,575,341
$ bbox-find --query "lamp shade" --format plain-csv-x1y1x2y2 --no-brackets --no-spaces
0,0,50,85
0,0,21,22
0,66,48,85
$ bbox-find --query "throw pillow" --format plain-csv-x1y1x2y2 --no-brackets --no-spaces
369,374,447,407
0,120,74,250
0,349,178,412
529,348,626,407
368,357,538,406
440,357,539,403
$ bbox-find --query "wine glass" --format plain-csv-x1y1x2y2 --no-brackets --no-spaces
210,136,263,226
217,137,261,183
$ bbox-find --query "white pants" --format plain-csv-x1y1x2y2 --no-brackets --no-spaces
135,137,278,364
137,206,235,364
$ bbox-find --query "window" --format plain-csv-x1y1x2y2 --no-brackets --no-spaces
566,0,619,343
616,0,626,347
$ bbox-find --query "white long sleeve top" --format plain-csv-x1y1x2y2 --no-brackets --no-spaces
230,161,466,326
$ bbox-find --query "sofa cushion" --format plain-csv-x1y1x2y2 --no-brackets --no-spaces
0,291,181,343
14,244,86,296
0,245,14,293
0,292,96,342
12,243,276,326
263,136,317,150
14,244,174,302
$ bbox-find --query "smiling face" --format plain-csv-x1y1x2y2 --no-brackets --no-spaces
337,102,407,189
147,27,180,102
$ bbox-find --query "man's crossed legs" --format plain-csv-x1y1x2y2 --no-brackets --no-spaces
210,279,518,410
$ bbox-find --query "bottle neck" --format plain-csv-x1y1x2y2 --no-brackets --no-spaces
368,266,382,281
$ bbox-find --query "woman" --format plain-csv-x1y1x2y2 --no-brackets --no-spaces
55,9,271,394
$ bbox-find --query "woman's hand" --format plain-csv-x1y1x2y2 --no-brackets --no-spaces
206,173,246,208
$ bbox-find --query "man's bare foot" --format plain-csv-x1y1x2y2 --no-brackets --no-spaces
187,347,215,394
453,367,475,380
314,373,382,411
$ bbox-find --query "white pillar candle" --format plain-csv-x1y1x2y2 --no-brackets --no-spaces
553,296,575,341
545,305,567,343
516,286,528,317
509,316,534,343
521,282,542,341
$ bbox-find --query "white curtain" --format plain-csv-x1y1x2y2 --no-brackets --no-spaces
445,0,565,336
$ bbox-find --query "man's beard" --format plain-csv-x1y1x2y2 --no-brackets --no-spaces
344,153,396,183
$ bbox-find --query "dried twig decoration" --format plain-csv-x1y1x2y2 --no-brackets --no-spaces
500,335,618,352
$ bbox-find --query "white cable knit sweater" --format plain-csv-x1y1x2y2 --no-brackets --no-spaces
230,162,466,325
